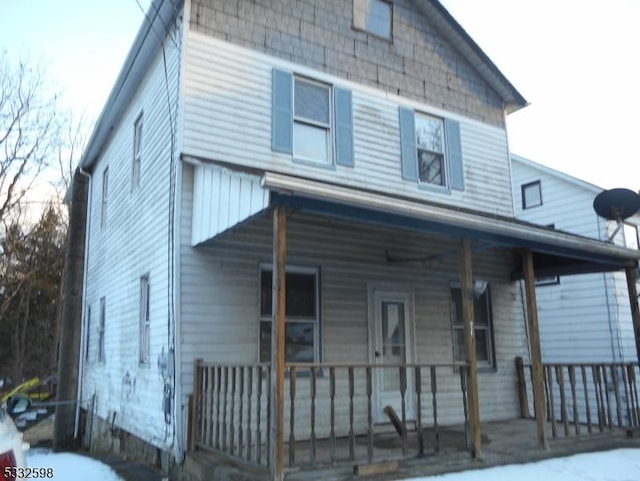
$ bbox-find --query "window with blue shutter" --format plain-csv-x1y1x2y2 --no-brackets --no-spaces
272,68,354,168
399,107,464,191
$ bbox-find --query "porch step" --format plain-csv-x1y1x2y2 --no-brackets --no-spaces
183,450,270,481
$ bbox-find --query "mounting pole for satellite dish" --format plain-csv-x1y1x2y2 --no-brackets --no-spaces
592,188,640,243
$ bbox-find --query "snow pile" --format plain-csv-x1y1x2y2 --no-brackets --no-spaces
403,449,640,481
27,449,122,481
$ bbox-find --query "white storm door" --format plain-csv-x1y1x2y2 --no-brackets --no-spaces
371,289,414,423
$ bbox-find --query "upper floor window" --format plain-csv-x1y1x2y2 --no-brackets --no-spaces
259,266,320,364
294,77,331,164
522,181,542,209
132,114,143,189
354,0,392,39
624,223,639,249
416,113,445,186
399,107,464,192
272,69,354,168
450,285,494,367
101,167,109,228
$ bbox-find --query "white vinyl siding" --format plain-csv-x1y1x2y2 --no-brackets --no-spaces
182,31,514,217
180,165,529,436
512,156,634,364
81,24,181,452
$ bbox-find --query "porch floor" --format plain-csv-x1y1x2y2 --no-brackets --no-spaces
183,419,640,481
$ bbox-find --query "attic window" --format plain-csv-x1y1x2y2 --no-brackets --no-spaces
354,0,392,39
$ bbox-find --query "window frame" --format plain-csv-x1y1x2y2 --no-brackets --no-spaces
293,76,333,166
535,224,560,285
98,297,106,363
101,167,109,228
85,305,92,362
353,0,393,40
132,113,143,190
258,265,321,364
414,112,447,188
449,284,495,369
522,180,543,209
139,275,151,364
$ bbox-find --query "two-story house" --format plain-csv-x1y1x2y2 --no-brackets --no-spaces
62,0,640,479
512,154,640,365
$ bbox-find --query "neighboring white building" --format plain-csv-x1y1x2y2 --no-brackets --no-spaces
512,154,640,364
69,0,640,477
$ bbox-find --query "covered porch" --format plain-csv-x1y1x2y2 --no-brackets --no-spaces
183,165,640,480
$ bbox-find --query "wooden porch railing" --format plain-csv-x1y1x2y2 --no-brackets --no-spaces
189,360,470,469
515,357,640,437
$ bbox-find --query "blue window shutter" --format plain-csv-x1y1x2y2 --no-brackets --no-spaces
445,118,464,191
399,107,417,181
334,87,354,167
272,69,293,154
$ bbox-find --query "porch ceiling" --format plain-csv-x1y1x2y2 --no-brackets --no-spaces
261,172,640,279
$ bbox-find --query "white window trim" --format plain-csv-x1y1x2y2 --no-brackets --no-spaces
293,76,334,166
258,264,321,363
98,297,106,363
139,275,150,364
132,113,143,190
101,168,109,228
415,112,448,189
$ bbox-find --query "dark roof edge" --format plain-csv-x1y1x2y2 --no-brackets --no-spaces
80,0,183,171
421,0,528,114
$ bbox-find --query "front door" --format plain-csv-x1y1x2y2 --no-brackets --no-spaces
370,288,414,423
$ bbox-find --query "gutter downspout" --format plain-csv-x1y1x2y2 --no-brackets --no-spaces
74,168,92,440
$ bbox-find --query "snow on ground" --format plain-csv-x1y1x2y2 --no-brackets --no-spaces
402,449,640,481
27,449,123,481
23,448,640,481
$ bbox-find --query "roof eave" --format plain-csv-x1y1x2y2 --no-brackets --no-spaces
418,0,528,114
79,0,182,172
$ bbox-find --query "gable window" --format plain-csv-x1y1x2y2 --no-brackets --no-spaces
101,168,109,228
259,267,320,363
132,114,143,189
354,0,392,39
522,181,542,209
294,77,331,164
450,286,494,366
139,275,150,364
272,69,354,168
98,297,106,362
399,107,464,192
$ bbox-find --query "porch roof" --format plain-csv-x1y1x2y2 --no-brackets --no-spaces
261,172,640,280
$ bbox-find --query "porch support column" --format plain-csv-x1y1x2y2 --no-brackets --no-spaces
522,248,548,449
459,238,482,459
625,265,640,364
270,206,287,481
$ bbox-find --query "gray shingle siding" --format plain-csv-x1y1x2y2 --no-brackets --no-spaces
189,0,505,127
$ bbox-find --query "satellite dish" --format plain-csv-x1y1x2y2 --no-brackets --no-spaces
593,188,640,243
593,188,640,221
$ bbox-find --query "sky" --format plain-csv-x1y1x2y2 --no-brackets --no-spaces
0,0,638,192
26,448,640,481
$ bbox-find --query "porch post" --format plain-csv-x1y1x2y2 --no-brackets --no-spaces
624,265,640,363
522,248,548,449
459,238,482,459
270,206,286,481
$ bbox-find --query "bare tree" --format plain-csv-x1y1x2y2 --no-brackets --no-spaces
0,56,61,226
